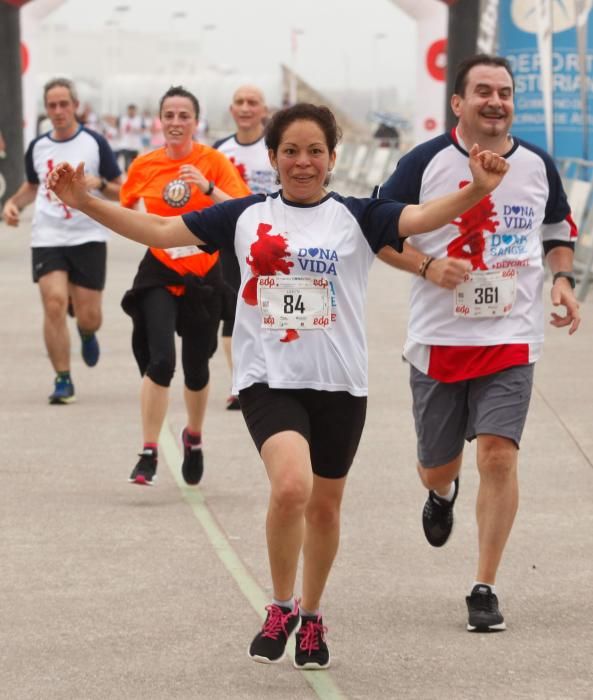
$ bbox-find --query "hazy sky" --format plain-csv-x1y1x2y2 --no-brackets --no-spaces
41,0,418,101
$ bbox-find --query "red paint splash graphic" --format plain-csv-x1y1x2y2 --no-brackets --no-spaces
243,223,298,343
229,156,248,183
447,180,498,270
46,159,72,219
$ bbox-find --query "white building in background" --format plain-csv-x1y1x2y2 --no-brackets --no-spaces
28,23,282,140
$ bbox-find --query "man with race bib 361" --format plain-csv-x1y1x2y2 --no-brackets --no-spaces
376,54,580,633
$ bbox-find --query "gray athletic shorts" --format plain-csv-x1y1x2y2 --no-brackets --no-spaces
410,363,534,468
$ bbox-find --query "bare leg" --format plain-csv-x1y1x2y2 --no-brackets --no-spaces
417,453,463,495
301,474,347,611
183,383,209,433
38,271,70,372
222,336,232,375
260,431,313,601
475,434,518,584
140,375,169,444
69,283,102,333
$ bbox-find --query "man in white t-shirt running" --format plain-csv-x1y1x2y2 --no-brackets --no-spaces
376,54,580,633
118,104,144,172
2,78,122,404
214,85,278,410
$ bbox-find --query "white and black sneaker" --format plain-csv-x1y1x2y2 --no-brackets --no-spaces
466,584,506,632
422,477,459,547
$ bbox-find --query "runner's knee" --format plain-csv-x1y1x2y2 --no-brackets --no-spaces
43,294,68,321
477,437,517,480
306,501,340,530
146,358,175,387
418,457,461,490
184,363,209,392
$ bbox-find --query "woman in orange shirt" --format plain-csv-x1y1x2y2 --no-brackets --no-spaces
120,86,249,486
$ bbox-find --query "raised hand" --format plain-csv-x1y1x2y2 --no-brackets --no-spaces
178,164,210,193
468,144,509,194
46,162,90,211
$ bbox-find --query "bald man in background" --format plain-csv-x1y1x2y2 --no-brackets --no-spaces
213,85,278,410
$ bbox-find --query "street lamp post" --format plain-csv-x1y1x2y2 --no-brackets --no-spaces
289,27,304,105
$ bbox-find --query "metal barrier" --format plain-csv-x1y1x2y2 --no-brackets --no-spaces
557,158,593,301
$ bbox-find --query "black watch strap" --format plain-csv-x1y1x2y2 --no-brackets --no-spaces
205,181,215,196
553,271,576,289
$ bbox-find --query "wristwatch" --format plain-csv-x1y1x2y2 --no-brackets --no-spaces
98,177,108,192
204,181,215,196
552,271,576,289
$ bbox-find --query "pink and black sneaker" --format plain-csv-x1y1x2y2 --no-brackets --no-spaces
248,600,300,663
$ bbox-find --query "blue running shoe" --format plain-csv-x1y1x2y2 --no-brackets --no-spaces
48,377,75,405
78,327,100,367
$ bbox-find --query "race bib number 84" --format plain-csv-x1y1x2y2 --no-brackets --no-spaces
454,268,517,318
257,276,331,329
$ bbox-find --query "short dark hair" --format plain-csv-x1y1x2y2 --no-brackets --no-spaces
264,103,342,155
454,54,515,97
159,86,200,120
44,77,78,104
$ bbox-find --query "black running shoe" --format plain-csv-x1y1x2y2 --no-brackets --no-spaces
294,615,331,670
466,584,506,632
181,428,204,485
129,449,157,486
248,601,300,663
422,476,459,547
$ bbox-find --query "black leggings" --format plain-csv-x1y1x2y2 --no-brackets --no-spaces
140,287,216,390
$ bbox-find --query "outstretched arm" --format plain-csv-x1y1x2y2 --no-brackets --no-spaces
46,162,201,248
398,144,509,237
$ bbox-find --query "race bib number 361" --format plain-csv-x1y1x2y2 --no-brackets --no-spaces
454,268,517,318
257,276,331,329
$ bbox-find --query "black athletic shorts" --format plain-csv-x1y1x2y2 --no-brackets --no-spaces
238,383,367,479
31,242,107,290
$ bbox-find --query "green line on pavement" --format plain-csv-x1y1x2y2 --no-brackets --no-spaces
160,421,347,700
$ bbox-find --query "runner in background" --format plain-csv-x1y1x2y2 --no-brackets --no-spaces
117,103,143,172
376,54,580,633
214,85,278,409
118,86,249,487
2,77,121,405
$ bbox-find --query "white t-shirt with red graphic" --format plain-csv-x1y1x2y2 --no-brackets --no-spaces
213,134,278,195
376,129,576,381
182,191,405,396
25,126,121,247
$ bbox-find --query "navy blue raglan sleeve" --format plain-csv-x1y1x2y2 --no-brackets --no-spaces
181,194,263,252
376,150,423,204
376,134,451,204
86,129,122,180
25,140,39,184
341,196,406,253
